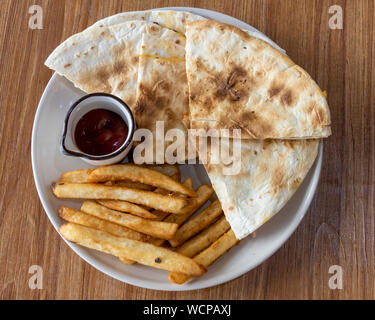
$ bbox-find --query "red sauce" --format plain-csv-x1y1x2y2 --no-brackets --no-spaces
74,109,128,156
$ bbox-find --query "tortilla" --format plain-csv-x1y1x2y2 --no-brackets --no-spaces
202,138,319,239
90,10,204,34
89,10,285,53
45,21,179,109
185,20,331,139
134,32,196,162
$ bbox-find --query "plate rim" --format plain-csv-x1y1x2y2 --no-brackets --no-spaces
31,6,323,291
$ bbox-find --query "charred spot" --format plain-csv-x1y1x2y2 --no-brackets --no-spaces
281,89,294,107
135,85,169,122
240,111,258,123
271,165,285,191
64,63,71,68
165,108,176,121
113,60,127,75
132,56,139,65
159,81,170,92
262,140,273,150
134,101,145,114
92,66,112,92
214,66,248,102
154,257,161,263
175,39,181,45
190,94,196,101
150,25,159,32
283,140,296,150
90,46,96,50
268,84,283,98
203,97,214,112
96,67,110,83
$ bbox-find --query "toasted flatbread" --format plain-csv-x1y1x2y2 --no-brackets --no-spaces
90,10,204,34
133,31,196,162
202,138,319,239
186,20,331,139
89,10,285,53
45,21,178,109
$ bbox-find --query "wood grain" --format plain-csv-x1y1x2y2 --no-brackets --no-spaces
0,0,374,299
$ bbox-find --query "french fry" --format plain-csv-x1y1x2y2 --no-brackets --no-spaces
81,201,178,240
59,166,179,187
119,256,136,265
169,200,223,247
52,183,189,213
59,206,150,242
97,200,157,219
103,172,181,215
104,180,154,191
168,229,239,284
168,172,180,182
175,215,230,257
164,185,214,225
87,164,196,197
181,177,193,189
60,168,93,183
59,223,206,276
142,164,180,179
147,184,214,247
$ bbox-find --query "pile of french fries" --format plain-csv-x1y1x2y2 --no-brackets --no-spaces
53,163,240,284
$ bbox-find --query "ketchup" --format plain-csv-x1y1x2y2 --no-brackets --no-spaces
74,109,128,156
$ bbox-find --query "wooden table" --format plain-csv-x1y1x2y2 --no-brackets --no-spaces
0,0,374,300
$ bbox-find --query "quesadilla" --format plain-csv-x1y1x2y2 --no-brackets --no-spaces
89,10,286,53
185,20,331,139
133,31,196,162
45,21,179,109
202,138,320,239
90,10,204,34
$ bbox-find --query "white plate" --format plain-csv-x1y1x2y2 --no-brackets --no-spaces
31,7,323,291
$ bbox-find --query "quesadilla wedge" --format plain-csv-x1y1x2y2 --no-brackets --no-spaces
186,20,331,139
201,138,319,239
45,21,180,109
134,31,196,162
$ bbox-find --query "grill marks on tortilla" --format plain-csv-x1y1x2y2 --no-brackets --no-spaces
186,20,331,139
267,81,296,107
78,42,132,96
135,82,171,128
214,67,248,102
195,59,251,104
